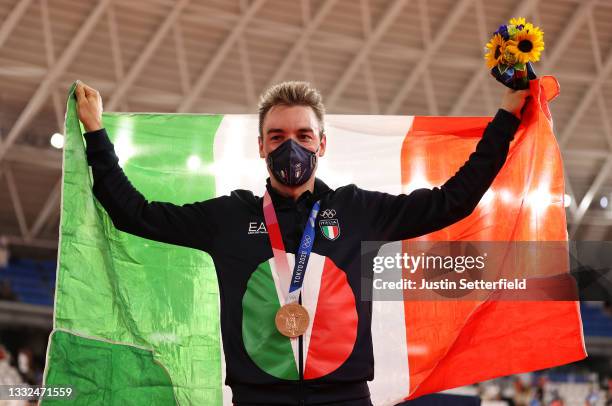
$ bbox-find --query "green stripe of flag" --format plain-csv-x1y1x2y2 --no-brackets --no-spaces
44,83,224,405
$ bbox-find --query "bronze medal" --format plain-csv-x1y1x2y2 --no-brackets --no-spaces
275,302,310,338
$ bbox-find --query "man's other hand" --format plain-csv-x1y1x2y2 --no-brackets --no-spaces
500,87,530,120
75,81,103,132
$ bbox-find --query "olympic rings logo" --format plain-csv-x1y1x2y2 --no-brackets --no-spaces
302,235,312,248
320,209,336,218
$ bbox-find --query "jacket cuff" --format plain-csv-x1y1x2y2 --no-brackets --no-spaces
490,109,521,140
83,128,114,153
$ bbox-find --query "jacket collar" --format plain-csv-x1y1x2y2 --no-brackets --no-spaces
265,177,332,209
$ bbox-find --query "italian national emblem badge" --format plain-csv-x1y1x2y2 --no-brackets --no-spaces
319,218,340,241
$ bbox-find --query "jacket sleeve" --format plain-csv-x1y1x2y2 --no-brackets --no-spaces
361,108,521,241
83,128,220,252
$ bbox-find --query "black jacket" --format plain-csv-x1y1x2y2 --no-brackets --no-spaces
83,109,520,405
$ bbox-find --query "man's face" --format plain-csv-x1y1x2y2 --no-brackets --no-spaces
259,105,326,159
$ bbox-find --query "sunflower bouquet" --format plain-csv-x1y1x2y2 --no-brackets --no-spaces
485,17,544,90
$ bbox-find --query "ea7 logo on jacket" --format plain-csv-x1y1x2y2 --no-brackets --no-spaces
248,221,268,234
319,209,340,240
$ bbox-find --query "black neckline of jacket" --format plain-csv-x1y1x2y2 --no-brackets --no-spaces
264,177,332,210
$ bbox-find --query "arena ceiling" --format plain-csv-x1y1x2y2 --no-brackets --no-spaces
1,0,612,257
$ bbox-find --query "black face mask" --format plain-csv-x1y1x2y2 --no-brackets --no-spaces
266,139,319,186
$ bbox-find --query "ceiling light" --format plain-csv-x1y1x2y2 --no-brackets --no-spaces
563,194,572,208
50,133,64,149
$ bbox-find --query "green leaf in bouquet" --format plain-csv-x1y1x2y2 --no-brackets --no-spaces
508,25,518,38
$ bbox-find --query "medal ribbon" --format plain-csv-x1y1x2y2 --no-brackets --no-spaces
263,190,320,305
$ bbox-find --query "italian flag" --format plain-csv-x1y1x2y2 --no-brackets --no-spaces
321,223,339,240
43,77,585,405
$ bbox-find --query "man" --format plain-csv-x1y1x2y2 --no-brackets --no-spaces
75,80,527,405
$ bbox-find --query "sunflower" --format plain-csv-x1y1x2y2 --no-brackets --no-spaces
523,22,544,38
502,49,518,66
509,17,526,27
505,28,545,64
485,34,507,68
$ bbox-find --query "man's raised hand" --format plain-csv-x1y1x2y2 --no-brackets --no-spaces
500,87,530,120
75,81,103,132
